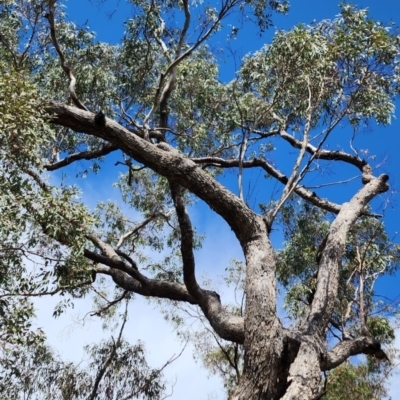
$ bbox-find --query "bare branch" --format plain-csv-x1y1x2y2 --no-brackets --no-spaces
90,290,128,317
191,156,342,214
45,0,88,111
116,213,159,249
45,143,118,171
265,78,314,227
279,129,367,171
321,336,389,371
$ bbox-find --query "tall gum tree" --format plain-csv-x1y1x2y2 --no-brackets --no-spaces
1,1,400,399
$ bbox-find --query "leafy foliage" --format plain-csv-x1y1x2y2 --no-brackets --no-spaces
0,334,166,399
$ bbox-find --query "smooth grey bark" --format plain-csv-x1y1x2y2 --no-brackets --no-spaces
46,102,390,400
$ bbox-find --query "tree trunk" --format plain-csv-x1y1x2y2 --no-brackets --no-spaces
232,222,303,400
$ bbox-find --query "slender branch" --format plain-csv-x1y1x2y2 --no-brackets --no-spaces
25,169,50,192
169,181,201,299
45,0,88,111
116,213,159,250
191,156,342,214
90,290,128,317
279,129,366,171
152,12,170,60
88,302,129,400
176,0,190,59
45,143,118,171
120,343,187,400
154,0,192,131
143,1,231,125
0,33,18,69
265,78,314,227
207,326,238,372
19,11,40,67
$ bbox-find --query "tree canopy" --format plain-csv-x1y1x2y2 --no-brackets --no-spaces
1,1,400,399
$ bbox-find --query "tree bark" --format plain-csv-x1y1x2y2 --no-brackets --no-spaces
231,220,297,400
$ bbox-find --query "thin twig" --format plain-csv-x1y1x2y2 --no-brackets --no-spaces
46,0,88,111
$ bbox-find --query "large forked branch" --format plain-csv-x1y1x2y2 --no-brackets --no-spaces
23,171,194,304
46,0,88,111
279,174,389,399
48,102,259,248
25,165,246,343
305,173,389,335
93,263,245,343
169,181,245,342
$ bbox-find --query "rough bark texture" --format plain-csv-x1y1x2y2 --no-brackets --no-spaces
232,224,288,400
45,102,390,400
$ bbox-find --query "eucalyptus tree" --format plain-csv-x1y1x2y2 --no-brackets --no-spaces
1,1,400,399
0,307,168,400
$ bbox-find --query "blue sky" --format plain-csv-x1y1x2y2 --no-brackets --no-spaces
38,1,400,398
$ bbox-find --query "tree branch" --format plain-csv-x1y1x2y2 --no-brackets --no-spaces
169,181,201,298
47,102,259,248
94,266,197,305
90,290,129,317
321,336,389,371
305,174,389,335
191,156,342,214
266,79,314,228
88,302,129,400
279,129,367,171
45,0,88,111
115,213,159,250
143,0,232,125
44,143,118,171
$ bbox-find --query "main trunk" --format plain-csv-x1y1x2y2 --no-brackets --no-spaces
231,222,317,400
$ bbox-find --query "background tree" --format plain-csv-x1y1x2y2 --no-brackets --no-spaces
0,303,169,399
1,1,400,399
